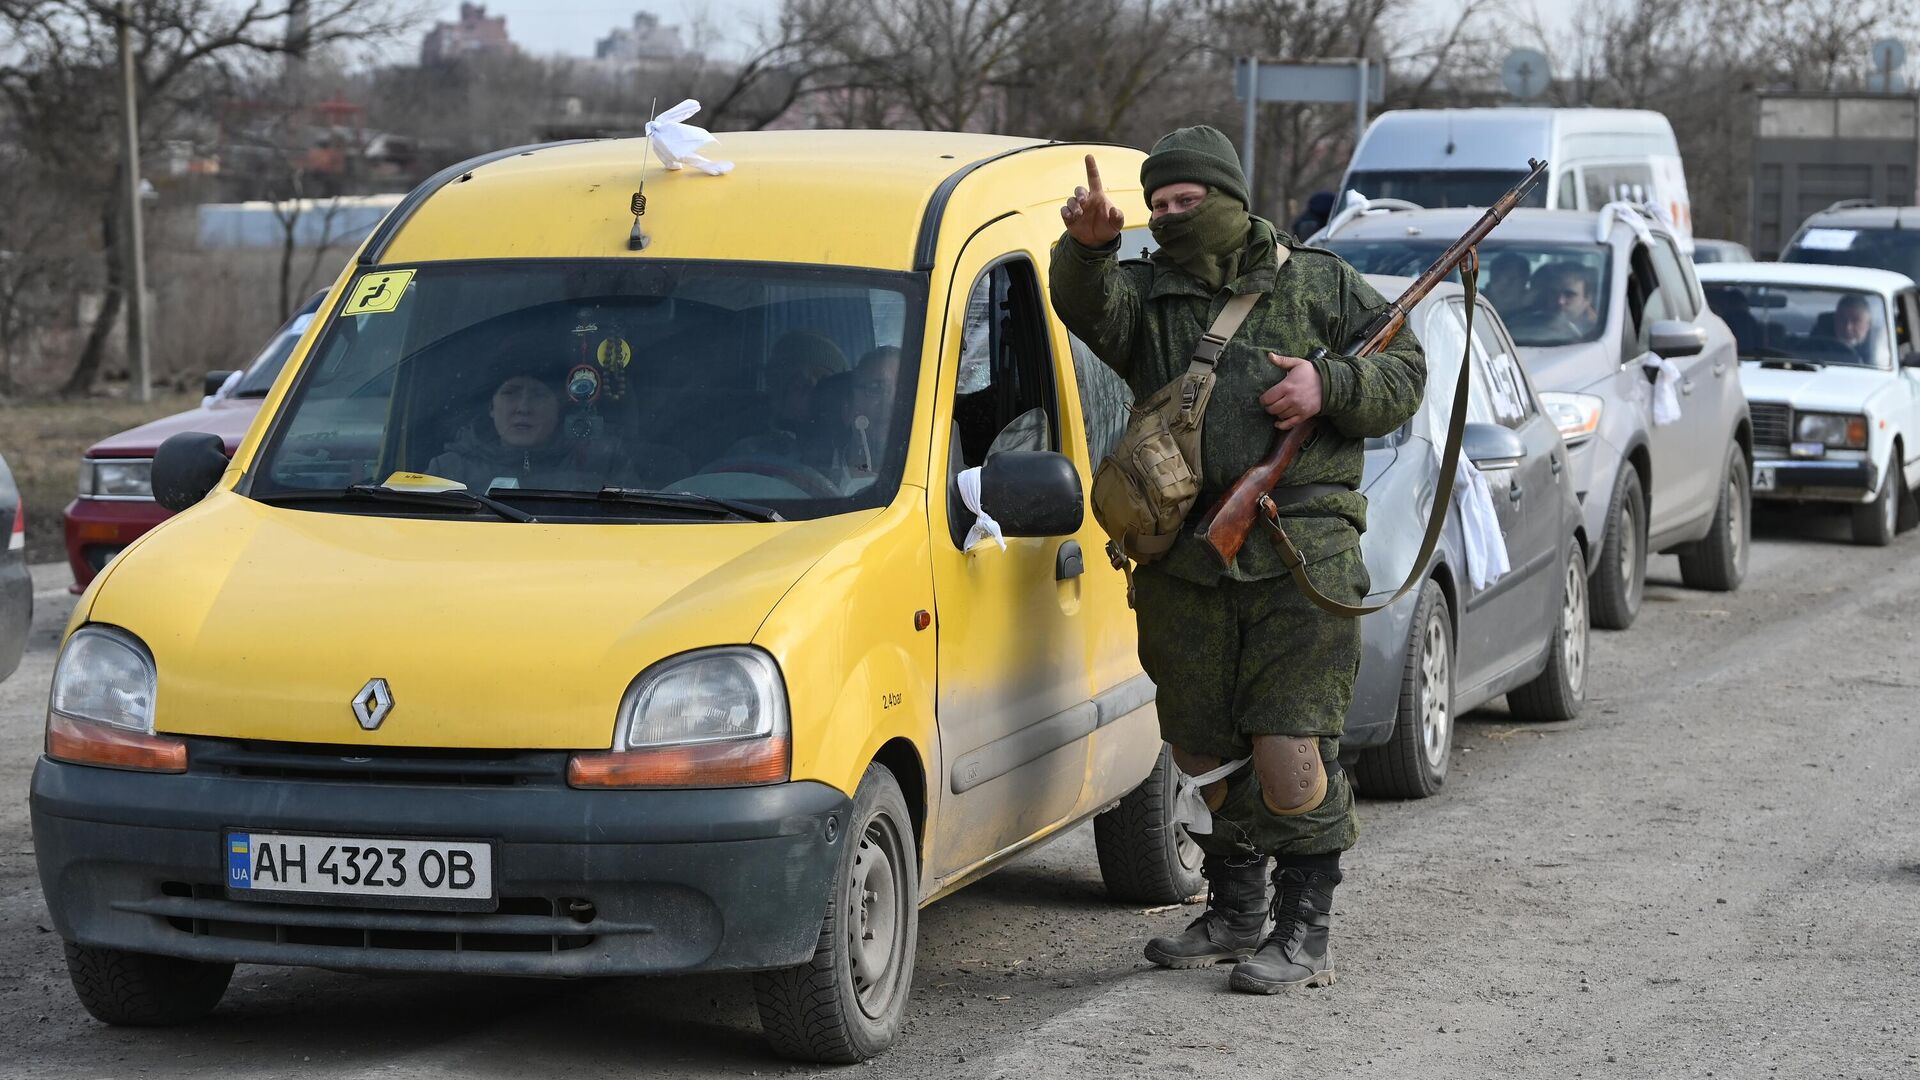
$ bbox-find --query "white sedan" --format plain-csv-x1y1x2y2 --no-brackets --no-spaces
1698,262,1920,545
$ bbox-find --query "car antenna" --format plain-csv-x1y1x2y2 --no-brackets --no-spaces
628,98,657,251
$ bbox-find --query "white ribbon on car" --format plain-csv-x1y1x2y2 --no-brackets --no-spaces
956,466,1005,553
201,369,241,408
1172,755,1250,835
1454,458,1511,590
1643,353,1684,425
646,99,733,176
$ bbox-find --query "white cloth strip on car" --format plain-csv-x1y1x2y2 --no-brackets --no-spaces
1643,353,1684,425
646,99,734,176
956,466,1006,553
1454,458,1511,590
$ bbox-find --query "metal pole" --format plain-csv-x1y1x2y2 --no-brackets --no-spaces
116,0,150,403
1355,57,1369,156
1241,58,1258,203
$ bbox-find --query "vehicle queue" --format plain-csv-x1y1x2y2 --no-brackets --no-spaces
12,109,1920,1064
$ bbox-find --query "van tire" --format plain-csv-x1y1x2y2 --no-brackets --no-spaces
754,764,917,1064
1678,446,1748,591
1094,744,1205,905
63,942,232,1026
1590,465,1646,630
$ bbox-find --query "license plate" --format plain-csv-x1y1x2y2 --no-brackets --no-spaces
226,831,494,906
1753,464,1776,492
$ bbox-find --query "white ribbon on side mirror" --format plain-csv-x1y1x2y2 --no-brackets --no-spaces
956,466,1006,553
201,369,240,408
1172,754,1250,835
1454,458,1511,590
646,99,733,176
1643,353,1683,425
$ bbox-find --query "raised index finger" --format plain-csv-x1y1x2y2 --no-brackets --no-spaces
1084,154,1104,194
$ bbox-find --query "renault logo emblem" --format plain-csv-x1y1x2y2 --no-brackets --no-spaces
351,679,394,730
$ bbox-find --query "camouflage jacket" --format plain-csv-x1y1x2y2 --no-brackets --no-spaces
1049,218,1426,586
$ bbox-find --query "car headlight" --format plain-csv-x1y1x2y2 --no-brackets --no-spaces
45,626,185,772
1794,412,1867,450
568,647,790,789
79,459,154,499
1539,392,1604,444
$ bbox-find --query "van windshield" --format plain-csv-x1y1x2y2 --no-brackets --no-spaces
1343,169,1548,210
1702,282,1891,368
1328,238,1612,347
1783,227,1920,282
247,260,924,521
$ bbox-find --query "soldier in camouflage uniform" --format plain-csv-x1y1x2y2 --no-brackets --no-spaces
1051,126,1424,993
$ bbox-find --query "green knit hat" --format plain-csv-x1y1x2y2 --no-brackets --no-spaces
1141,125,1250,210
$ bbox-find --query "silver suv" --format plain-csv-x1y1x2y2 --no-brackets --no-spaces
1322,205,1752,629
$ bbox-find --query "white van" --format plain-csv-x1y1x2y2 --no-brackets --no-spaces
1338,108,1693,245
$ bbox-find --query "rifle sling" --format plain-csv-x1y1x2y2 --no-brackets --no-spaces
1264,262,1479,618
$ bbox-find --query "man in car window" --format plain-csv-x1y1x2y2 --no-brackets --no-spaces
1534,263,1601,338
729,331,849,458
1831,294,1876,363
1051,126,1425,995
1483,252,1533,317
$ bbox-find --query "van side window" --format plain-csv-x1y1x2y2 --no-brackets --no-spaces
1556,174,1579,210
1069,334,1132,465
1648,236,1697,319
1582,163,1656,208
948,258,1061,547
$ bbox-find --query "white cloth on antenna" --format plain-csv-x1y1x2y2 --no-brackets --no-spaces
1594,201,1653,246
1172,754,1251,836
1643,353,1683,425
1454,458,1510,590
956,466,1005,553
646,99,733,176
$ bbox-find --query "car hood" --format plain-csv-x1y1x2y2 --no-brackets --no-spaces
85,491,871,748
1740,362,1892,410
1514,340,1617,395
86,398,263,458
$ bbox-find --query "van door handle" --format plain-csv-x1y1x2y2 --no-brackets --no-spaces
1055,540,1085,580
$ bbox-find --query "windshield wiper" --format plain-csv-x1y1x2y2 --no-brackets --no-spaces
497,486,782,522
255,483,535,523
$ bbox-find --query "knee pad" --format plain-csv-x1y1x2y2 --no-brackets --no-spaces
1254,735,1328,816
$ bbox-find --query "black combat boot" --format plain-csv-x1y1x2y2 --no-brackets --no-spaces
1228,856,1340,993
1142,853,1269,969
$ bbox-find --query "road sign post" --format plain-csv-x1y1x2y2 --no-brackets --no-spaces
1233,57,1385,202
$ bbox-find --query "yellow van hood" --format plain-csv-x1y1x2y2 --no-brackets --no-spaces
88,492,870,748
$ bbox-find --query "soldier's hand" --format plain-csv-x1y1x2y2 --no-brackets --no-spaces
1061,154,1124,248
1260,353,1323,431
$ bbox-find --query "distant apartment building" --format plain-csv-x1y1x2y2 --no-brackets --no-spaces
421,3,515,66
594,12,686,63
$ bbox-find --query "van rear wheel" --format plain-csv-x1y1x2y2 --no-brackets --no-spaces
63,942,232,1026
753,764,917,1064
1094,744,1205,905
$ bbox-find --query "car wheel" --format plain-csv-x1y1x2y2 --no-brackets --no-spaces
1678,445,1749,591
1589,465,1646,630
754,764,917,1064
1895,453,1918,534
1508,542,1589,722
1850,466,1899,547
1353,579,1451,800
1094,743,1206,905
63,942,232,1026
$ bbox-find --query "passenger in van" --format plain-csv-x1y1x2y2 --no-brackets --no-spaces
843,346,903,481
727,330,849,458
1533,263,1602,337
1483,252,1533,317
427,354,684,494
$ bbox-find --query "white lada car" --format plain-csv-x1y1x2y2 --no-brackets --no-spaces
1698,262,1920,545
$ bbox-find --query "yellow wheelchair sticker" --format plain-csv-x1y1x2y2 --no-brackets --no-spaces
343,269,416,316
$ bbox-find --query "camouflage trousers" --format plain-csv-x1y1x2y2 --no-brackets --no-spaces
1134,546,1368,857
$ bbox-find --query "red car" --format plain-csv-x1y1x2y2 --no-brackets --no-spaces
64,296,322,590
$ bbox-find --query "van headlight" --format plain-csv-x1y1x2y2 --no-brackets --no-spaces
568,647,791,789
1539,392,1603,445
79,459,154,499
46,626,185,772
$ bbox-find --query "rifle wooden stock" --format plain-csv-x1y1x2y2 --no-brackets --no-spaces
1197,158,1549,569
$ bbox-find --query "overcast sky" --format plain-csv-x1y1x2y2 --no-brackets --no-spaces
441,0,1580,63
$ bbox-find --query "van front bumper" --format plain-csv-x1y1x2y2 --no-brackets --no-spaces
31,743,850,977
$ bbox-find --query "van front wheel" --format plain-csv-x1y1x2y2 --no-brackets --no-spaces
754,764,918,1064
63,942,232,1026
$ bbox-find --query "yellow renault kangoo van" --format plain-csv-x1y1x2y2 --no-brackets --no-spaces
31,131,1195,1062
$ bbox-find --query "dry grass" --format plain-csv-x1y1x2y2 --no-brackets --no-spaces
0,394,200,565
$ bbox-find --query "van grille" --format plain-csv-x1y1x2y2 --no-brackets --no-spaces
187,739,567,787
131,883,605,954
1751,402,1791,452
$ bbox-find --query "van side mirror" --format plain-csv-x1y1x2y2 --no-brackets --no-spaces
203,369,238,397
152,432,229,512
979,450,1083,537
1650,319,1706,358
1463,422,1527,471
